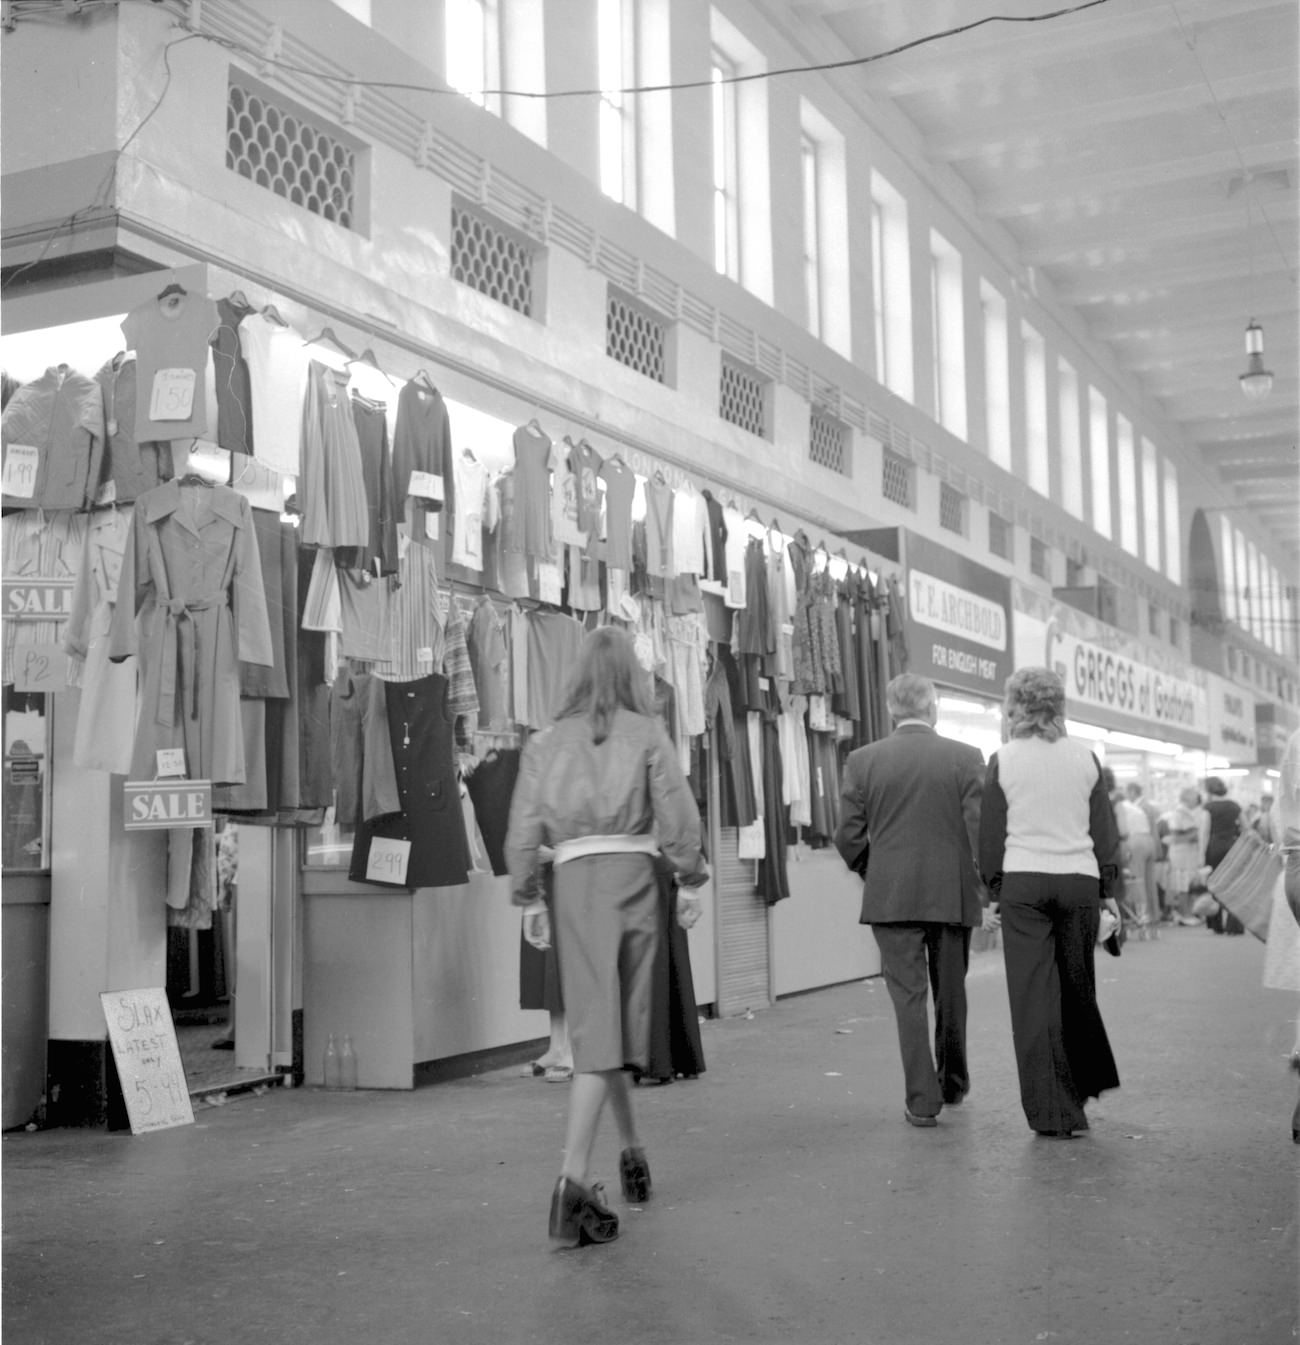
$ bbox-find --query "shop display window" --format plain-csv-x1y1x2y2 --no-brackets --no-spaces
2,687,51,872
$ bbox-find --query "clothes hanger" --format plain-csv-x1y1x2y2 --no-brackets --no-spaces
302,326,357,359
746,507,763,525
227,289,251,309
346,347,399,388
261,303,290,326
412,368,438,392
157,281,186,302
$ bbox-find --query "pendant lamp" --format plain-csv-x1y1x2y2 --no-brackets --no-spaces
1239,320,1274,400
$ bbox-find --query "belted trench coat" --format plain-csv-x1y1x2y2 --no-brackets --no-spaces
109,479,273,785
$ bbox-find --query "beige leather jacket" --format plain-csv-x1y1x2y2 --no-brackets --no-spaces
504,709,708,905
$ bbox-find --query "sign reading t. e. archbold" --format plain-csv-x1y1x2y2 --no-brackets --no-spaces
123,780,213,830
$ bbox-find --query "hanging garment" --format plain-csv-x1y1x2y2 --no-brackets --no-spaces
392,378,454,549
235,508,291,700
734,537,774,661
293,542,335,812
337,566,392,662
349,673,471,888
550,440,586,551
757,711,791,905
441,594,480,725
121,291,219,443
238,310,309,476
209,294,256,457
700,490,727,585
706,647,756,828
108,480,274,786
670,483,706,578
467,595,510,730
721,504,748,609
643,477,674,579
342,394,399,576
96,356,176,504
450,449,488,571
65,509,136,774
2,509,88,686
330,670,401,826
464,747,520,876
664,612,709,740
495,470,532,600
599,453,636,570
367,541,446,683
779,694,812,827
300,361,369,550
2,366,105,510
767,531,794,682
505,422,553,558
525,609,586,729
567,438,604,597
834,581,860,722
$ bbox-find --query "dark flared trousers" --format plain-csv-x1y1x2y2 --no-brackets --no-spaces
998,872,1120,1133
872,922,972,1118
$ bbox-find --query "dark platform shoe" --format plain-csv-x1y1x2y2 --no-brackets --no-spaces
619,1146,651,1203
548,1176,620,1246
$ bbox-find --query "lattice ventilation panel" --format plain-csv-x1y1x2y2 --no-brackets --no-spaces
1030,537,1049,579
988,512,1012,561
939,481,965,534
881,448,914,509
450,204,535,317
720,359,767,437
606,290,666,382
227,82,356,228
809,409,848,474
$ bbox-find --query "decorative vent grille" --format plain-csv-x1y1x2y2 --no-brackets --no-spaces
1030,536,1049,579
1065,557,1085,586
989,512,1012,560
720,359,767,437
451,203,535,316
1148,604,1162,637
809,409,848,474
227,81,356,228
606,288,666,382
939,481,965,535
1169,615,1180,647
881,449,914,509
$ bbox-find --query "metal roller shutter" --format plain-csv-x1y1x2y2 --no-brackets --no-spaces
714,827,770,1017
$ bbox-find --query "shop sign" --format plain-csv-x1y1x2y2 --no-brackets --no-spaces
1207,674,1257,764
100,988,194,1134
901,531,1012,696
1256,702,1300,767
1011,588,1209,746
3,578,74,620
123,780,213,830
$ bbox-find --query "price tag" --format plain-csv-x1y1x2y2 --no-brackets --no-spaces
416,646,434,667
424,511,440,541
2,444,40,499
407,470,444,503
365,836,411,885
12,643,69,693
149,367,196,422
156,748,187,778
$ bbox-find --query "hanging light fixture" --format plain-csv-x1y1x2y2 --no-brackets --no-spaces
1238,174,1273,400
1239,319,1274,399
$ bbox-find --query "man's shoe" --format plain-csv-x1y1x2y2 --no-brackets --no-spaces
904,1107,938,1128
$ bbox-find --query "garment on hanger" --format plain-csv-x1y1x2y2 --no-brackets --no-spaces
121,290,220,443
210,294,256,457
95,355,176,504
441,593,480,726
337,566,392,662
464,747,520,877
108,479,274,786
505,422,553,559
64,509,135,774
2,367,105,510
329,670,401,826
598,453,636,571
342,393,399,576
670,482,706,578
643,475,674,579
524,609,585,729
300,361,369,550
700,490,727,586
450,448,488,572
392,377,455,550
366,540,446,683
721,503,748,609
466,595,510,730
349,673,471,889
550,440,587,551
238,310,309,476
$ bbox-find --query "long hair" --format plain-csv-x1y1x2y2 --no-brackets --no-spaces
552,626,653,744
1003,666,1066,742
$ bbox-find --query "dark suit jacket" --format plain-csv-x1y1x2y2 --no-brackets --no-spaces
834,723,985,927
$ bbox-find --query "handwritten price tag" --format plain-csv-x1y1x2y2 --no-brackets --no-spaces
12,643,68,693
149,367,196,422
407,470,444,503
365,836,411,885
2,444,40,499
155,748,187,779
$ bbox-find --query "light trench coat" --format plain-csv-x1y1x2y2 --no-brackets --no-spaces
108,479,273,786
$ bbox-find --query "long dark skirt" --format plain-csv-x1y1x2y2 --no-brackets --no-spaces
637,872,706,1083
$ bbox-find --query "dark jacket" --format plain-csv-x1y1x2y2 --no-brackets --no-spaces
834,722,985,926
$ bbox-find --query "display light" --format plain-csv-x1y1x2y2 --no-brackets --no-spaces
1239,320,1274,400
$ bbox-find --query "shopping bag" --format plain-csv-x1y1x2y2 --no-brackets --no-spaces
1205,828,1281,942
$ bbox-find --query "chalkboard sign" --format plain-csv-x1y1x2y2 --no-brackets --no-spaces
100,987,195,1134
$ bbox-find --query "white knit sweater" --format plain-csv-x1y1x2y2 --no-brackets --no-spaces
994,736,1103,877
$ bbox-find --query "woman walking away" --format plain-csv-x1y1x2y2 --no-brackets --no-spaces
1163,787,1207,924
505,627,709,1246
980,667,1122,1139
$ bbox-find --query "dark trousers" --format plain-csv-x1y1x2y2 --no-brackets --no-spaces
872,923,971,1117
999,872,1120,1133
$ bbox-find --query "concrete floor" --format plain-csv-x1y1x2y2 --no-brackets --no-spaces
4,926,1298,1345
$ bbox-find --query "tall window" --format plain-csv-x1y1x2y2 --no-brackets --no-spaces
598,0,636,206
1220,515,1238,623
930,230,966,439
710,50,739,279
1058,358,1083,518
1116,416,1138,556
1248,541,1263,642
801,134,821,339
1022,321,1048,495
445,0,500,113
1088,387,1111,539
871,172,912,401
981,280,1010,469
1234,529,1249,633
1269,560,1282,653
1140,438,1161,571
1162,459,1180,584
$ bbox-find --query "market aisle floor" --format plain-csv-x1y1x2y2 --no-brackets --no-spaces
4,925,1297,1345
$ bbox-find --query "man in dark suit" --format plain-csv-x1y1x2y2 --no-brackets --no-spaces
834,673,989,1127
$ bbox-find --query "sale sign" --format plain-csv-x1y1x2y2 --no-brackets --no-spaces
123,780,213,830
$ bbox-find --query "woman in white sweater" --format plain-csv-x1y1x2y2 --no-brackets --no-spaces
980,667,1123,1138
